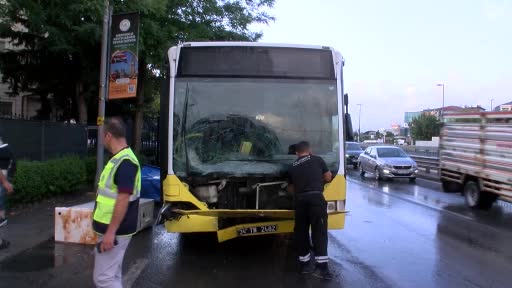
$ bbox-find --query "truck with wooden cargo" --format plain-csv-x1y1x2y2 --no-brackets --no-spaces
440,112,512,209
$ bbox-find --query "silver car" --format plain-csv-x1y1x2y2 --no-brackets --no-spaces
358,146,419,181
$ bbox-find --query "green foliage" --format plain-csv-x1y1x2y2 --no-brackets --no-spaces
0,0,104,120
10,156,88,204
85,156,97,184
384,131,395,143
0,0,275,122
410,114,441,141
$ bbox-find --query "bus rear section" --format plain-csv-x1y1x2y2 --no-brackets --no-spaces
158,42,349,242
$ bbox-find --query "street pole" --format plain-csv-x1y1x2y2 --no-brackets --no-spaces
490,99,494,111
95,0,111,186
441,84,445,120
437,83,445,121
357,104,362,142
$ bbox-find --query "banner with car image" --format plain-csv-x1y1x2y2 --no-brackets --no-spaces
108,12,139,100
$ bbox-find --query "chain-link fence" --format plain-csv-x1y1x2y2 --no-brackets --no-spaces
0,118,88,161
86,117,160,165
141,117,159,165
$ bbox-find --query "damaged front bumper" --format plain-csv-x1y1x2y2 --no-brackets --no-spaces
157,205,346,242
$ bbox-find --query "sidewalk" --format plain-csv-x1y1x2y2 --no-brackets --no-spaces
0,191,96,263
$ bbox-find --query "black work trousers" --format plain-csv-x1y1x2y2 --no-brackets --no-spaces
294,193,328,265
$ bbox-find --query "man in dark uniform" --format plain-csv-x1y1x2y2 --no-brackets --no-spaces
0,136,14,249
288,141,333,279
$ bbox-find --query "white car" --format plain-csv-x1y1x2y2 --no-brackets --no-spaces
358,146,419,182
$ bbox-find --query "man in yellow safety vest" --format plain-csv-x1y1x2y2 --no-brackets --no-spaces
92,117,141,288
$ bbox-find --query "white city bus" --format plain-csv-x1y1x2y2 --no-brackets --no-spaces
158,42,352,242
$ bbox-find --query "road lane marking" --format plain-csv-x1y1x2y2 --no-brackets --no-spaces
123,258,150,288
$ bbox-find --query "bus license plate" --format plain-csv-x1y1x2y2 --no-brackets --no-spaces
238,225,277,236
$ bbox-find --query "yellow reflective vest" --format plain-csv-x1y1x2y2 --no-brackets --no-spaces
93,147,141,236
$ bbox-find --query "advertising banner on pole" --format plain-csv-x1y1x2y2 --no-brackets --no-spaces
108,12,139,100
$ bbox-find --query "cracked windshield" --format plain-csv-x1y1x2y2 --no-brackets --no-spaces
172,78,339,177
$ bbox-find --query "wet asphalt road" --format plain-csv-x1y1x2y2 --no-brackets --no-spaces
1,172,512,288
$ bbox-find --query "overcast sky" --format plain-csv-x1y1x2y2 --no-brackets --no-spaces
251,0,512,131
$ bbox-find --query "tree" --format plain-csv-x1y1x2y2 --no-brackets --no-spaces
117,0,276,152
385,131,394,144
0,0,104,122
0,0,275,150
410,114,440,141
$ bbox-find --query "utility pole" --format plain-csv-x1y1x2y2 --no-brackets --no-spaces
436,83,445,121
95,0,111,185
490,99,494,111
357,104,362,142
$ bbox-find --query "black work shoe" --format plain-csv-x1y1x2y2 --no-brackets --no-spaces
298,262,314,274
0,239,10,250
312,266,334,280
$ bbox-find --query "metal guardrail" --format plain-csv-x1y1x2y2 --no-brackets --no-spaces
360,143,440,158
410,155,440,179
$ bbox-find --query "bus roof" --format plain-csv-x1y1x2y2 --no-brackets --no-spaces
168,42,345,78
179,41,336,51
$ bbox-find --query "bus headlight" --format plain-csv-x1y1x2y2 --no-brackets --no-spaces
327,200,346,213
337,200,346,212
327,202,336,212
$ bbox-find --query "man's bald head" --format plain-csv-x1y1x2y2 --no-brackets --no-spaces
104,117,126,139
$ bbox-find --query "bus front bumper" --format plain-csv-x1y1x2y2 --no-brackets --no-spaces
162,209,346,242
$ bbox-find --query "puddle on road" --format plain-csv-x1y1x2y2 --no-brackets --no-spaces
0,239,92,272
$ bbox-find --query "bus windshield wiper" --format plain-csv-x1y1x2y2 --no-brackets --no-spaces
182,83,190,176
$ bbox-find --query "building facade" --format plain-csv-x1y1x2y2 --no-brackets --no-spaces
0,37,45,119
494,101,512,112
404,111,422,124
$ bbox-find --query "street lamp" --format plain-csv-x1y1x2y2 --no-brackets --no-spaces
490,99,494,111
436,83,445,120
357,104,362,142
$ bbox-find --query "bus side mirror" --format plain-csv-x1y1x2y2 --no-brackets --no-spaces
345,113,354,141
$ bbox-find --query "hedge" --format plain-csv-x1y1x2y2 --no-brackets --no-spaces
10,156,96,204
8,153,149,205
85,156,97,184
